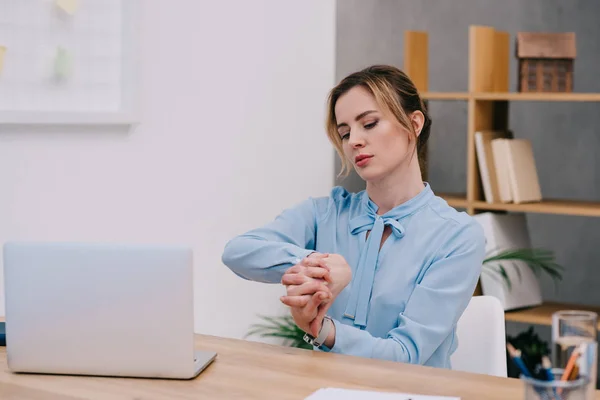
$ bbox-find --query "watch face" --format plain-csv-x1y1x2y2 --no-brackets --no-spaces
303,333,315,345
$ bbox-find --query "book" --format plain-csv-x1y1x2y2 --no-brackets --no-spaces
475,130,504,203
490,138,513,203
504,139,542,203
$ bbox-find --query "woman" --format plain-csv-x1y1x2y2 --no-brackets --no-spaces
221,65,485,369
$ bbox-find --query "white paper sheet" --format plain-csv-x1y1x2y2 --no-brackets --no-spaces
305,388,460,400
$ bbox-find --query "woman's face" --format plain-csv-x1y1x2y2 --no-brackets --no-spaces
335,85,418,183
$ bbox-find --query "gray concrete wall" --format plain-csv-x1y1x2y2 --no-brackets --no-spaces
335,0,600,312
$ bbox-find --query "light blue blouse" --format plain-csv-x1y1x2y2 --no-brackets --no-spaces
221,183,485,368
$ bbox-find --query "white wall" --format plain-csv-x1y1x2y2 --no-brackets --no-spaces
0,0,336,340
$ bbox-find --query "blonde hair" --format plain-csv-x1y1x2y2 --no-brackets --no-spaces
325,65,432,178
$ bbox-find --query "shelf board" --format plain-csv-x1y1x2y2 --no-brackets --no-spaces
437,193,469,208
421,92,470,100
421,92,600,102
473,92,600,102
439,195,600,217
472,199,600,217
505,302,600,330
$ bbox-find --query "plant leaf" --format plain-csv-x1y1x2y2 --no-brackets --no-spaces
246,313,306,348
496,263,511,290
482,247,564,290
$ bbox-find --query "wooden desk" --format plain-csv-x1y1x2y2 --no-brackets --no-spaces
0,332,539,400
0,325,598,399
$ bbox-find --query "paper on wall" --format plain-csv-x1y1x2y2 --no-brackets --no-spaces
305,388,460,400
56,0,80,15
54,46,72,80
0,46,6,74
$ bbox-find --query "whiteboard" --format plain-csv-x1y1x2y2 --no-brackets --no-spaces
0,0,138,125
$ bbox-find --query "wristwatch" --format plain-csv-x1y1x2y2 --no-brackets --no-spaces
303,316,333,348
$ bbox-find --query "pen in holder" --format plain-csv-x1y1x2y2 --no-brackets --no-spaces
521,368,588,400
552,310,598,400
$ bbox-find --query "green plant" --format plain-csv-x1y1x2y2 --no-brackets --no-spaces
245,314,312,349
482,247,564,290
506,326,550,379
247,247,564,347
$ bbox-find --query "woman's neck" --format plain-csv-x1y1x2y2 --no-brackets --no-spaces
366,155,425,215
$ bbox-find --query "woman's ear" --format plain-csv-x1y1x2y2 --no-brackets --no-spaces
410,111,425,137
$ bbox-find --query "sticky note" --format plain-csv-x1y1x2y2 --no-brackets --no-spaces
56,0,79,15
0,46,6,75
54,47,72,80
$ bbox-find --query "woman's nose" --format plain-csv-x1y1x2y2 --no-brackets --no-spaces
348,133,365,148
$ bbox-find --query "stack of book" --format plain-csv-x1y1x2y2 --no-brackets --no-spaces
474,130,542,204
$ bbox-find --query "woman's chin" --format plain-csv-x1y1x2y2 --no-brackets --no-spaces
354,166,385,182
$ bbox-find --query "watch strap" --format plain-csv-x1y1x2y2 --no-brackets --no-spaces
304,316,333,347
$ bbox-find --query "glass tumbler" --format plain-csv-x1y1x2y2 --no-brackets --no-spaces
522,368,588,400
552,310,598,400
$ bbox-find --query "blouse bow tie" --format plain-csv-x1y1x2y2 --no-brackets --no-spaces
343,202,406,328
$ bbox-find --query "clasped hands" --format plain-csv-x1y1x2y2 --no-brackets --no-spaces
280,253,352,338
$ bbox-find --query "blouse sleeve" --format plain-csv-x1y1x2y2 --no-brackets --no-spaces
221,197,322,284
322,221,485,364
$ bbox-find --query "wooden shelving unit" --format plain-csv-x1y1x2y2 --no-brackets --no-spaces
473,92,600,102
472,199,600,218
440,195,600,217
504,302,600,330
422,92,470,100
405,25,600,329
422,92,600,102
436,193,469,209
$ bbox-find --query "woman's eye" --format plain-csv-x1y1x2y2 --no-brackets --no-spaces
364,120,378,129
341,132,350,140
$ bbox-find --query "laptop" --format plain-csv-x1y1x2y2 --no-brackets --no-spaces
2,241,216,379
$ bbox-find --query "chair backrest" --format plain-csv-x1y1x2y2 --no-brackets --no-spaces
451,295,507,377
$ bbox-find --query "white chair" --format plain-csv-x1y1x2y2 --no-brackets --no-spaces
451,295,507,377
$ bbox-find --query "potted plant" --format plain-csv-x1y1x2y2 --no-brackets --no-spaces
506,326,550,379
480,247,563,292
477,247,563,310
247,248,564,346
245,314,312,349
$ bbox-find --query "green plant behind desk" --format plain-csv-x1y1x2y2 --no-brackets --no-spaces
246,314,312,349
481,248,563,290
247,248,564,347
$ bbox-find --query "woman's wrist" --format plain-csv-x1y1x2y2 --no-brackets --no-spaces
323,319,336,348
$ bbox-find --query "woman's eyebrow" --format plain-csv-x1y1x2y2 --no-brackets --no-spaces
337,110,377,129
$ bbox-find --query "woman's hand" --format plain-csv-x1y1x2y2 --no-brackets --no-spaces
281,253,352,302
280,253,332,308
302,253,352,299
280,253,352,336
288,291,330,335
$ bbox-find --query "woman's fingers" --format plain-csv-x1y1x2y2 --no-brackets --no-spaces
282,266,330,287
302,257,330,270
303,266,331,282
281,273,307,286
280,294,311,308
305,291,328,318
310,301,331,337
285,264,304,274
308,252,329,259
285,256,330,278
286,280,331,297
